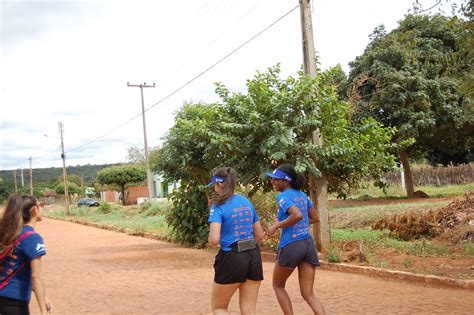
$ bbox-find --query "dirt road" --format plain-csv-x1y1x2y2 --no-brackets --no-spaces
29,218,473,314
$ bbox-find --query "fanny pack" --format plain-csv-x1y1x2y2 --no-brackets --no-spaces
231,239,256,253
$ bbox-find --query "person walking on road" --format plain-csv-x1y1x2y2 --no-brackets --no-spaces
265,164,326,315
207,167,265,315
0,194,51,315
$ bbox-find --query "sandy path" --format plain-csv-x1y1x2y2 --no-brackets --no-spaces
29,218,473,315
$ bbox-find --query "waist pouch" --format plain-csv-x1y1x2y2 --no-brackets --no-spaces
231,239,256,253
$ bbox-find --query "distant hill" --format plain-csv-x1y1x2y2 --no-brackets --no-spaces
0,163,120,185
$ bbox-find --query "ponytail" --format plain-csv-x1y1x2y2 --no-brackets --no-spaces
276,164,306,190
0,194,36,252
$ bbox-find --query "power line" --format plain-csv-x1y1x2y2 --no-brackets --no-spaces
66,4,300,154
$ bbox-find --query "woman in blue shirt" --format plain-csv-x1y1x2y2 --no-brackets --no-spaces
208,167,264,315
266,164,326,315
0,194,51,315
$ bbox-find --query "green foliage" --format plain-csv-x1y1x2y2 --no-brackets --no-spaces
54,181,81,195
327,247,342,263
349,14,473,163
165,181,209,246
96,164,146,205
97,202,113,214
157,65,397,198
402,257,413,268
139,200,171,217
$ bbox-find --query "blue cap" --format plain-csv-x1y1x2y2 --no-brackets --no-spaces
266,169,292,182
207,176,226,187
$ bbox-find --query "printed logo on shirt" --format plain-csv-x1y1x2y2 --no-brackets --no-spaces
36,243,46,253
278,198,285,207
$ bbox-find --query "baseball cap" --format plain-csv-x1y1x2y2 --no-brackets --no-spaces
207,176,227,187
266,169,292,182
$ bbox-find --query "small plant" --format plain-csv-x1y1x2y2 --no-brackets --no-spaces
97,202,112,214
327,247,341,263
402,257,413,268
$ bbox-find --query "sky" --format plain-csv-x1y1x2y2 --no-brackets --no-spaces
0,0,462,171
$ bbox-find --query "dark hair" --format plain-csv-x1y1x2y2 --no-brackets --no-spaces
277,164,306,190
210,167,236,205
0,194,37,252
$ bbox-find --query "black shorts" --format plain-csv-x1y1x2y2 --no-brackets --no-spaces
214,247,264,285
277,238,320,269
0,296,30,315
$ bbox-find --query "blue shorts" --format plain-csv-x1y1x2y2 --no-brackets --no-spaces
277,238,320,269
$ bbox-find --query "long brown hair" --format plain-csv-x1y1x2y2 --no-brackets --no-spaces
0,194,36,252
210,167,237,205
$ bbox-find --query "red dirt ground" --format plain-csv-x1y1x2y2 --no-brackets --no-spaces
29,218,473,315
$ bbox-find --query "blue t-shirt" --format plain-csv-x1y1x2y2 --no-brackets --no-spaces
276,188,313,249
208,194,260,251
0,226,46,302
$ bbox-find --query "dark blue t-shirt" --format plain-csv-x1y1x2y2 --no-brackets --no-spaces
208,194,260,251
0,226,46,302
276,188,313,249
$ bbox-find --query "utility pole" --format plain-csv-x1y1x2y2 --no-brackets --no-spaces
28,157,33,195
59,122,70,215
299,0,330,251
127,82,155,200
13,169,18,193
21,168,24,187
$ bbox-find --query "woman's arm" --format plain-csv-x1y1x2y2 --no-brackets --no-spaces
252,221,265,242
308,206,319,225
31,257,50,314
208,222,222,247
265,206,303,236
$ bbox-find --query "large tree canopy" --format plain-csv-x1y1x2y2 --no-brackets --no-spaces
157,65,398,197
155,65,399,245
96,164,146,205
348,14,473,197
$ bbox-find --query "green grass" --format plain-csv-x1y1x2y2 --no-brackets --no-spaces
345,182,473,200
48,206,170,235
331,228,462,258
330,200,451,212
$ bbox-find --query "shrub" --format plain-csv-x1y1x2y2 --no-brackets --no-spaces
140,200,171,217
166,181,209,246
327,247,341,263
97,202,113,214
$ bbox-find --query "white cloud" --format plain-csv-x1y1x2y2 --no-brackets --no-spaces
0,0,462,170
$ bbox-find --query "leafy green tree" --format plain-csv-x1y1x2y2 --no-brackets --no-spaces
156,65,398,244
54,182,81,195
96,165,146,205
348,14,473,197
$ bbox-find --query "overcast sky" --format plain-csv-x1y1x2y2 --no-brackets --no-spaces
0,0,461,171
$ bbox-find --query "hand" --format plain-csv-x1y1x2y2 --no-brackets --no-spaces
45,298,52,314
265,224,278,237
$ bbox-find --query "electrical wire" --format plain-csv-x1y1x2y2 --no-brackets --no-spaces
66,4,300,154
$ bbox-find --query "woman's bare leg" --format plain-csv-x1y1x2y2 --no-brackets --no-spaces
272,263,295,315
238,280,261,315
211,282,240,315
297,262,326,315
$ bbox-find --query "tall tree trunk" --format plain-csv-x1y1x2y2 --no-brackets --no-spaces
400,150,415,198
121,185,126,205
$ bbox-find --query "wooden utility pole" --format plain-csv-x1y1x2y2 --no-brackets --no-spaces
28,157,33,195
299,0,330,251
13,169,18,193
127,82,155,200
59,122,70,215
21,168,24,187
